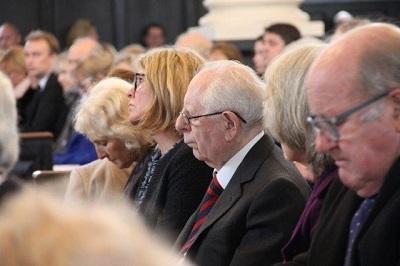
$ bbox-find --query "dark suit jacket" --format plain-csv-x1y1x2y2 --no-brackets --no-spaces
282,156,400,266
21,73,67,139
128,141,213,241
175,134,310,266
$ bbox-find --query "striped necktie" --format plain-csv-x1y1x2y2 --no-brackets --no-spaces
344,197,376,266
181,172,223,254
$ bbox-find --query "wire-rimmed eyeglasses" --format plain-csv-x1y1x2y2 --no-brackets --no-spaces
307,91,389,141
179,111,247,125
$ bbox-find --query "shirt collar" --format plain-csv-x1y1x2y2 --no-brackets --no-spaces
38,74,50,92
215,131,264,189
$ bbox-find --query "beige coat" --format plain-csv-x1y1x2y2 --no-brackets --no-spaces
65,159,134,201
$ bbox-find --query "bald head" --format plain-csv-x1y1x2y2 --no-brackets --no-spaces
68,37,102,67
308,23,400,100
0,23,21,49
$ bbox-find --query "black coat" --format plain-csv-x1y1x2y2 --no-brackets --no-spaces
127,141,213,241
175,135,310,266
21,73,67,138
284,157,400,266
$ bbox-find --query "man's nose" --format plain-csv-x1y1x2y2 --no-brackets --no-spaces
314,130,337,153
175,114,189,133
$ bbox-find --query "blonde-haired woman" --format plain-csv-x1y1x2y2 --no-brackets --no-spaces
126,47,212,241
65,77,153,201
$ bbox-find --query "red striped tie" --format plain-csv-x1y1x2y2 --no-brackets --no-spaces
181,172,223,254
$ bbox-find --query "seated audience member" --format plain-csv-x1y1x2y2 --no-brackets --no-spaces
55,52,80,108
263,42,338,263
252,35,267,76
0,46,33,124
65,77,153,201
175,31,212,59
54,37,103,145
65,18,99,47
53,39,108,165
263,23,301,70
140,22,167,49
174,60,309,266
208,41,243,62
0,188,193,266
21,30,67,139
0,46,29,98
289,23,400,266
74,47,113,94
126,47,213,241
0,22,21,50
0,72,21,201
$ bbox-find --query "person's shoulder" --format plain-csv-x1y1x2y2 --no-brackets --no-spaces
0,176,22,203
71,159,104,177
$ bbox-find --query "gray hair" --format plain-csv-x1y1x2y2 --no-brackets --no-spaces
199,60,265,129
0,71,19,175
264,42,332,176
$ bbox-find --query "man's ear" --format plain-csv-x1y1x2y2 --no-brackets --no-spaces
390,88,400,132
222,111,240,141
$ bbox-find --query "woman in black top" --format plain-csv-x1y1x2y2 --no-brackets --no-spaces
126,47,212,241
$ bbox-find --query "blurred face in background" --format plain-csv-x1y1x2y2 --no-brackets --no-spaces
143,26,166,48
57,60,76,93
252,40,267,75
24,39,55,79
262,32,286,68
0,24,20,49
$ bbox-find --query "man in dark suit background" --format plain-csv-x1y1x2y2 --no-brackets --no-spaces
21,30,67,139
175,60,309,266
294,23,400,266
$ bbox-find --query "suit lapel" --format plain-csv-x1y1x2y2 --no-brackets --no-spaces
193,135,273,241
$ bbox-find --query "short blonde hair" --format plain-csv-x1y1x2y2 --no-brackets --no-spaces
264,42,331,175
0,187,193,266
136,47,205,133
0,71,18,175
0,46,27,76
75,77,153,160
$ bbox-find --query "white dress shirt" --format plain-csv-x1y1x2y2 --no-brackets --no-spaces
215,131,264,189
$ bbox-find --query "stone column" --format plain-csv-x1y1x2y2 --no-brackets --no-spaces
195,0,324,41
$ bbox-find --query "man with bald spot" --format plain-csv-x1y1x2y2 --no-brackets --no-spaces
283,23,400,266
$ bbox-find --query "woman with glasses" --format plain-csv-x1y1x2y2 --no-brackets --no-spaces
126,47,213,241
263,41,338,263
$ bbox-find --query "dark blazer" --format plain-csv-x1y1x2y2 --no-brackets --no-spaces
21,73,67,139
130,141,213,241
175,134,310,266
283,156,400,266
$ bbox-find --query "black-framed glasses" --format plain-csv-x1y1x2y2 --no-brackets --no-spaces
179,111,247,125
307,91,389,140
132,73,145,92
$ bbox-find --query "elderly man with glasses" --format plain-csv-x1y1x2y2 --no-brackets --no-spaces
175,60,309,266
286,23,400,266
